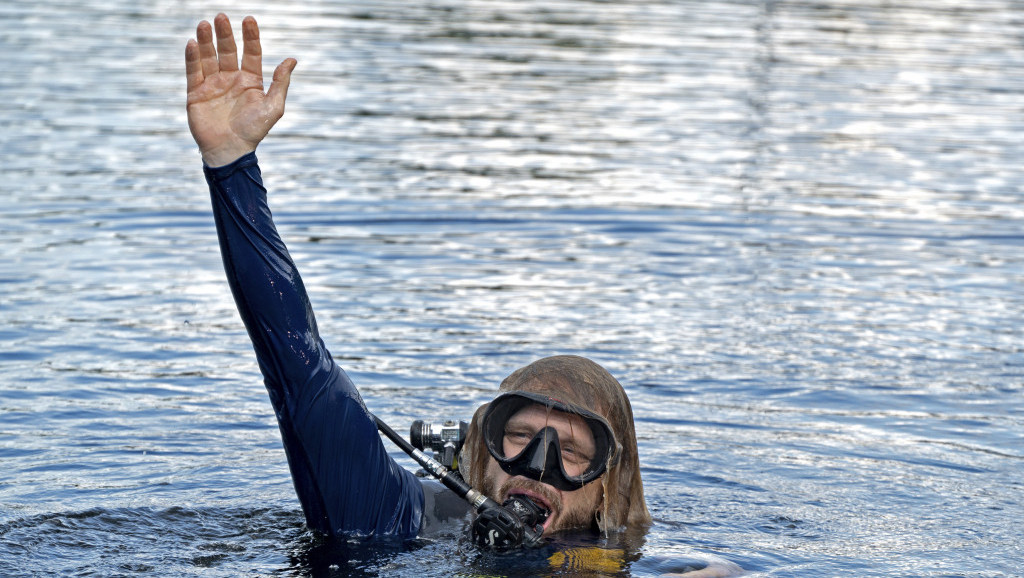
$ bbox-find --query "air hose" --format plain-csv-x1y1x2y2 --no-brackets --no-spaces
373,413,547,550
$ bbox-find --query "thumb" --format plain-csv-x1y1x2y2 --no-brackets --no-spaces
266,58,297,120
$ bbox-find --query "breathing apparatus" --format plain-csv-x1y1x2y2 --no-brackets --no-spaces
374,414,548,551
409,419,467,471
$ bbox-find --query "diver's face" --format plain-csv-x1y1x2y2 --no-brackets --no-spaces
482,403,605,535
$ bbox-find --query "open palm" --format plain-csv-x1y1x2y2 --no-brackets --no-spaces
185,14,296,167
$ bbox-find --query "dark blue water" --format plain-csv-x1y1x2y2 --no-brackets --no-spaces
2,1,1022,575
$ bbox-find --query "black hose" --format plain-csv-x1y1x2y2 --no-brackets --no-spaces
373,413,496,513
372,413,546,550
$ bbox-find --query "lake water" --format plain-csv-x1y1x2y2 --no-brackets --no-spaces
2,0,1022,576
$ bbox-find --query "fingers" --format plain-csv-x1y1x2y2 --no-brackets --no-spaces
214,13,239,72
266,58,298,119
187,14,282,97
185,40,204,94
240,16,263,78
196,19,219,78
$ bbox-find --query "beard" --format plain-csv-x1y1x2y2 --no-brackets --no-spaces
482,474,598,534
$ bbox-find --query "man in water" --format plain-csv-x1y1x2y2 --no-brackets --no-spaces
185,14,739,575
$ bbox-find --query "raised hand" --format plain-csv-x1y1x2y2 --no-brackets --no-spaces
185,14,297,167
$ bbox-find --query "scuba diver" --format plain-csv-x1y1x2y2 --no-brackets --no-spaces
185,14,740,577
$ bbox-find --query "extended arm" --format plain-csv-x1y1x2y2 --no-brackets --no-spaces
188,14,424,538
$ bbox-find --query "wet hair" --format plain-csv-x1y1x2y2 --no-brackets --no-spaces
460,355,652,531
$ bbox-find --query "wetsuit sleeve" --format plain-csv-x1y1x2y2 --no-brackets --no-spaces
203,152,423,538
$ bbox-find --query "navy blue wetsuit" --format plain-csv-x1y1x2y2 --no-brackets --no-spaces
204,153,466,539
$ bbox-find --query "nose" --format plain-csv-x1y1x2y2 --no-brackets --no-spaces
525,427,561,481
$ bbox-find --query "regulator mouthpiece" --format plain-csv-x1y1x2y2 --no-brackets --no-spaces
503,494,549,530
471,495,549,551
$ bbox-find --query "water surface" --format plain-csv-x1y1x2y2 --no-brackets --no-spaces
1,0,1022,576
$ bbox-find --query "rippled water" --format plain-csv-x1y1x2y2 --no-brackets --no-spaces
2,0,1023,576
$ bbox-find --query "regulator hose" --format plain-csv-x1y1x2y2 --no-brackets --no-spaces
373,413,547,550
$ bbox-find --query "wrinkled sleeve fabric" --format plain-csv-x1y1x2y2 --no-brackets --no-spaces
203,152,423,539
